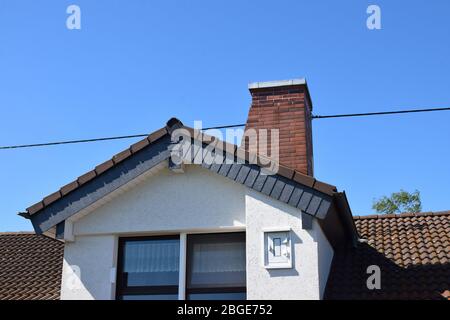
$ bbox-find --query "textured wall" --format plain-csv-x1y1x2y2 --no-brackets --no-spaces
73,166,246,235
245,189,333,300
61,166,246,300
60,166,333,300
61,235,117,300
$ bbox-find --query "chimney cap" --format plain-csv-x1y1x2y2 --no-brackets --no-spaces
248,78,307,90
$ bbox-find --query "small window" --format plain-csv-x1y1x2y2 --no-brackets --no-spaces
263,229,292,269
186,233,246,300
116,236,180,300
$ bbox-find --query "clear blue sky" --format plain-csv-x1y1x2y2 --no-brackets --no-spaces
1,0,449,231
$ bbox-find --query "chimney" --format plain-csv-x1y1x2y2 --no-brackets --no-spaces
243,79,314,176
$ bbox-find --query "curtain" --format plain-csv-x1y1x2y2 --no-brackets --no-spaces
192,242,246,273
124,240,180,273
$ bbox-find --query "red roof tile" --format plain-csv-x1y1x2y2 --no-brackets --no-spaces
325,211,450,300
0,233,63,300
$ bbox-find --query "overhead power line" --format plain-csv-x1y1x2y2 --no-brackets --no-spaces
312,107,450,119
1,106,449,150
0,134,150,150
0,124,248,150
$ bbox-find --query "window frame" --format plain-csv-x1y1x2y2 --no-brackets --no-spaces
185,232,246,300
116,235,180,300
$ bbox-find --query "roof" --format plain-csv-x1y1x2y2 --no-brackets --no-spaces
20,118,357,248
23,119,334,217
325,211,450,300
0,232,64,300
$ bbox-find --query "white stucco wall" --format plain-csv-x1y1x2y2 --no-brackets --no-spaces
245,189,333,300
73,166,246,236
60,165,334,300
61,165,246,300
61,235,117,300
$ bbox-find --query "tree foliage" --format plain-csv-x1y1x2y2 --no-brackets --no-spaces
372,190,422,214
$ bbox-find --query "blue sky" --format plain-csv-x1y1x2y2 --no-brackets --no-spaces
1,0,449,231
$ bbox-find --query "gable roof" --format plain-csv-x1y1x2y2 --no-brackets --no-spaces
325,211,450,300
0,232,64,300
20,118,358,247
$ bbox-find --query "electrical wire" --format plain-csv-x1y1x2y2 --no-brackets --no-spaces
1,106,449,150
312,107,450,119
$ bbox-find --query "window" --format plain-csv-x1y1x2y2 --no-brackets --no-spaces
116,232,247,300
116,236,180,300
263,229,292,269
186,233,246,300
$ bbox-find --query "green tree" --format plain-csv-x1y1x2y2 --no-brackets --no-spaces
372,190,422,214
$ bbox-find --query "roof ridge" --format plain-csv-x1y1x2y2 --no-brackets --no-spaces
353,210,450,220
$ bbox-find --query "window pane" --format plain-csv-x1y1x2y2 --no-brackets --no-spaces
122,238,180,287
188,292,246,300
122,294,178,300
187,233,246,289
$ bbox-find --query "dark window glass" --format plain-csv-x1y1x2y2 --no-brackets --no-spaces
186,233,246,300
188,292,247,300
122,294,178,300
117,236,179,300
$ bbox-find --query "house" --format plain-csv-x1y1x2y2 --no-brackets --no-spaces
2,211,448,300
10,79,449,300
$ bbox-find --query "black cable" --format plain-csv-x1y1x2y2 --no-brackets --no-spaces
0,125,248,150
1,107,449,150
312,107,450,119
0,134,149,150
203,124,246,130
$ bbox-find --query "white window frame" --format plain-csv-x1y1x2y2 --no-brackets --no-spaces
261,227,293,269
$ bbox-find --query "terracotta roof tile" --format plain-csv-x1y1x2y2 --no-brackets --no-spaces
95,159,114,175
147,127,168,142
293,171,315,188
0,233,63,300
42,191,62,206
77,170,96,185
26,201,44,215
112,149,132,164
60,180,79,196
276,165,295,180
130,138,150,153
325,211,450,300
313,180,337,195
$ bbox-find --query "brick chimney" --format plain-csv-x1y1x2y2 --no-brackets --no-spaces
243,79,314,176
